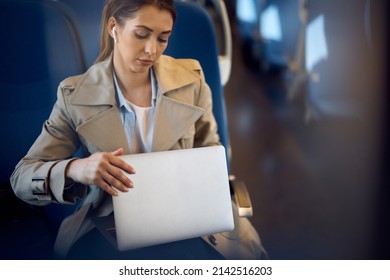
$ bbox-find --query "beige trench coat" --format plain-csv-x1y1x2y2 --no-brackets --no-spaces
11,55,265,259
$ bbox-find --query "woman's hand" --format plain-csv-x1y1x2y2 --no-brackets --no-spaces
65,148,135,196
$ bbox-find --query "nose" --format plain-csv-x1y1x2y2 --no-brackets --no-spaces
144,39,157,56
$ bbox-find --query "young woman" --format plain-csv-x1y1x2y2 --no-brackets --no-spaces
11,0,266,259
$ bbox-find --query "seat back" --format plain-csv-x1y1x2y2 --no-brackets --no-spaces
165,1,230,163
59,0,106,67
0,0,86,186
0,0,231,183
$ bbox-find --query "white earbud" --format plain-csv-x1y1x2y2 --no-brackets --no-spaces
112,26,118,44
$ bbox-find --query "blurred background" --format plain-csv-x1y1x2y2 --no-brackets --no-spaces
225,0,389,259
0,0,389,259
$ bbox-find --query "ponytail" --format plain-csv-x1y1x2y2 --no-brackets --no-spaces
96,1,114,63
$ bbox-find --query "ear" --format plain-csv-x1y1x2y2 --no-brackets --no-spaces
108,17,117,43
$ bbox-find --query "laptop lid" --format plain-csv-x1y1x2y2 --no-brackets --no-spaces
111,145,234,251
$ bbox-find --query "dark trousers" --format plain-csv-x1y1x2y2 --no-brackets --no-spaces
67,228,224,260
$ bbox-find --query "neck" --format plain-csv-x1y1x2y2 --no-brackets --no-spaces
114,62,152,107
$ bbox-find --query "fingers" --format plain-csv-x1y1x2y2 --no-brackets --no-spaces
109,154,136,175
68,149,137,196
92,149,136,196
111,147,124,157
106,161,134,191
88,165,132,197
94,178,119,197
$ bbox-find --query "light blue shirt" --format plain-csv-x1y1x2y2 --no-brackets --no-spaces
114,69,158,154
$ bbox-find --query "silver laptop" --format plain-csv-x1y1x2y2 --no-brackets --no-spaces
94,146,234,251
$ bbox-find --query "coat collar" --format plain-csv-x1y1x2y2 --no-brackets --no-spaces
153,55,201,95
69,54,200,106
69,57,116,106
69,54,204,153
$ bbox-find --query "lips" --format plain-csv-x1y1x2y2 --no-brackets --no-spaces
138,58,154,66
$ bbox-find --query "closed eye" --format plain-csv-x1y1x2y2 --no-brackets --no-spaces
135,32,148,40
134,33,168,44
158,37,168,43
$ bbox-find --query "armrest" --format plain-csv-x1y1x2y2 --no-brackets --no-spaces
229,175,253,217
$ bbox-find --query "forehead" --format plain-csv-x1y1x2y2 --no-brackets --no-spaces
125,5,173,31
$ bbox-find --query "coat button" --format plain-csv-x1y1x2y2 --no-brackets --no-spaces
208,234,218,246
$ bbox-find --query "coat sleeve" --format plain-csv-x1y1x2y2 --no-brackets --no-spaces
10,82,87,206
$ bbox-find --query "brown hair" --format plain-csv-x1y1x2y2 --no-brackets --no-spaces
96,0,176,63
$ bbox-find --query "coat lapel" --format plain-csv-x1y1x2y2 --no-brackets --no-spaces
76,106,130,154
69,57,130,154
152,95,204,151
151,56,205,152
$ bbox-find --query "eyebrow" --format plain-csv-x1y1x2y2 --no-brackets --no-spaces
135,25,172,34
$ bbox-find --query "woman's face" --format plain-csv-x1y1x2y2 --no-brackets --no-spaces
113,5,173,74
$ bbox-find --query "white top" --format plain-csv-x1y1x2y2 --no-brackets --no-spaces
114,70,157,154
126,100,155,153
